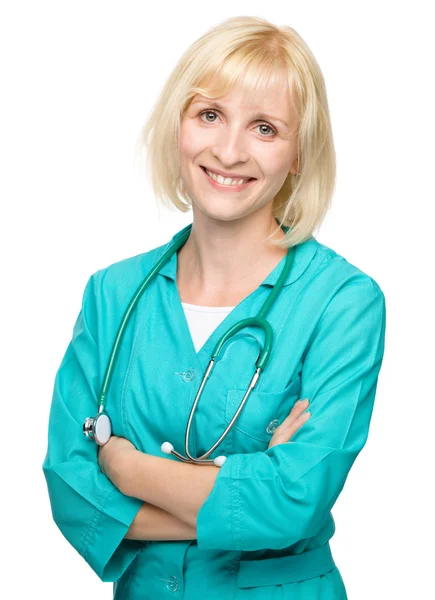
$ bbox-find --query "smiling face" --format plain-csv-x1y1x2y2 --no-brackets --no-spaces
178,76,300,223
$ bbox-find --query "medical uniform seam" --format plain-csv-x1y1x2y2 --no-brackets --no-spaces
337,380,364,451
339,287,385,451
233,453,242,546
229,460,236,547
79,512,98,560
78,486,108,561
84,486,125,569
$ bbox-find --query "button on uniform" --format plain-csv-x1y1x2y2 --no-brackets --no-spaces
166,575,179,592
183,368,196,382
177,368,196,382
266,419,280,434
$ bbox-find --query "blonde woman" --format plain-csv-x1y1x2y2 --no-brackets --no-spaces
43,16,386,600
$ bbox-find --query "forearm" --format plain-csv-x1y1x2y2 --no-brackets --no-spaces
123,451,219,529
125,502,197,542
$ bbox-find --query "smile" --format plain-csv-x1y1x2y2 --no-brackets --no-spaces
200,166,257,192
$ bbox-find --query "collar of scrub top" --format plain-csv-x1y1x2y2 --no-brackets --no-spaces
158,221,320,289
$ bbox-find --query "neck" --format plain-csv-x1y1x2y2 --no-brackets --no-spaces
176,213,287,306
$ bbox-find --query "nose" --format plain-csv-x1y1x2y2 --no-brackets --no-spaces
210,125,249,167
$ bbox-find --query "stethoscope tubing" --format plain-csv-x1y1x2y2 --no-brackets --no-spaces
97,227,192,412
83,223,296,466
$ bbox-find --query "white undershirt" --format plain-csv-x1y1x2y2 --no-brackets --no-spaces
181,302,236,353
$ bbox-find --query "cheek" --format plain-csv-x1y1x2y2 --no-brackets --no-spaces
259,146,292,177
179,119,203,158
178,127,192,158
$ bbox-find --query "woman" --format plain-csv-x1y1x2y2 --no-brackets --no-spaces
42,16,386,599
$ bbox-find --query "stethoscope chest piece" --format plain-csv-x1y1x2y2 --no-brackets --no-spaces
83,412,112,446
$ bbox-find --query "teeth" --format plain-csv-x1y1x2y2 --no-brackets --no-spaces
205,168,250,186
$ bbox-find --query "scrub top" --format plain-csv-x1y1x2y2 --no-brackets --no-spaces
42,222,387,599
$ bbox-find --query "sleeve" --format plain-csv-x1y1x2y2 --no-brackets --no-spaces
196,278,387,551
42,273,145,582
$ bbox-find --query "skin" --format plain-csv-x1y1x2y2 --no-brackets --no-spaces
98,401,311,483
176,76,301,304
98,400,311,529
98,77,311,532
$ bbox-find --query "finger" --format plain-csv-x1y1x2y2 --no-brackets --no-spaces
270,410,310,446
283,401,310,427
290,398,309,417
279,412,310,440
283,410,311,435
273,399,309,435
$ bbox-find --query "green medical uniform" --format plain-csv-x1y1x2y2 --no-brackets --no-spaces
42,222,386,599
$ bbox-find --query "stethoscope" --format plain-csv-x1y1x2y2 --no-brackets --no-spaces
83,222,295,467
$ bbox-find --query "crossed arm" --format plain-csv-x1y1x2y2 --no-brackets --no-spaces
125,501,197,542
99,395,307,542
98,438,219,540
45,274,386,568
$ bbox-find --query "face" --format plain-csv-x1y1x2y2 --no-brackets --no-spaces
178,77,300,224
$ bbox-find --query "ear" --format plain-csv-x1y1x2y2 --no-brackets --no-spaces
289,157,300,176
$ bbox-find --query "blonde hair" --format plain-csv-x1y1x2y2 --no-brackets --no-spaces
135,16,336,248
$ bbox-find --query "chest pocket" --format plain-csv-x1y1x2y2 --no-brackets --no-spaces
224,374,302,453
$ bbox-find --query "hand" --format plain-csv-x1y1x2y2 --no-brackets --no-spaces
268,399,311,449
97,435,138,493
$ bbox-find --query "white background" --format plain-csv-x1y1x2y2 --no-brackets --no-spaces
2,1,434,598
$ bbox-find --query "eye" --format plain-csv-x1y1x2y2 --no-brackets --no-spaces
198,110,277,138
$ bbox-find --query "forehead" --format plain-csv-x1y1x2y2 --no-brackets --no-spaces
196,87,285,107
191,69,300,121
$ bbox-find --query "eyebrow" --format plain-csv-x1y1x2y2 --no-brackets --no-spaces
190,98,289,128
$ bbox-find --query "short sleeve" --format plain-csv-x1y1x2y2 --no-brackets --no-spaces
196,278,387,551
42,273,145,581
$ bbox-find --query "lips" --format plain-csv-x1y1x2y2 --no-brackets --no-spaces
200,166,255,182
200,165,256,192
